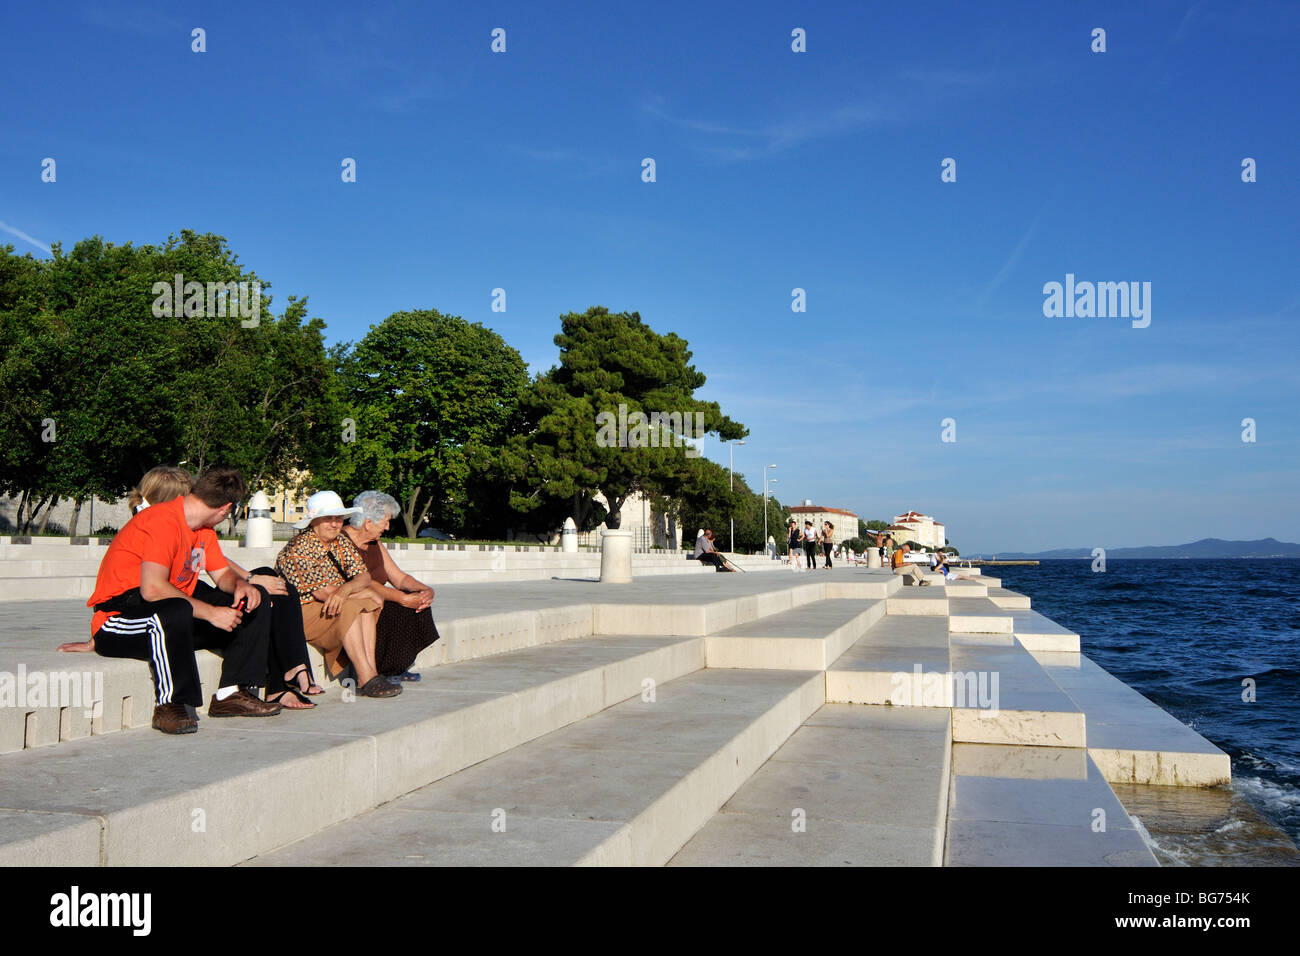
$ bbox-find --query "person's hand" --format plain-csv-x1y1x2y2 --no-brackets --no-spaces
206,605,244,632
58,640,94,653
415,586,435,611
233,578,261,612
323,591,347,617
249,573,287,595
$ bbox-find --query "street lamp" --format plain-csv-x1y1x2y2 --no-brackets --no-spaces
728,439,746,553
763,465,778,558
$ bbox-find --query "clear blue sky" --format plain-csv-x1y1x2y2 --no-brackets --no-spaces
4,1,1297,552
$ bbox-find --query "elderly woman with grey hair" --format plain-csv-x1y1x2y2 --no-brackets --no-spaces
338,491,440,681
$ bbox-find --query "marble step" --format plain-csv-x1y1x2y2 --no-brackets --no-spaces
246,668,825,867
1008,609,1080,652
0,634,705,865
705,600,886,670
944,743,1157,866
669,705,951,866
1033,650,1231,786
986,587,1031,609
948,636,1086,747
946,597,1015,634
825,616,952,706
884,590,948,616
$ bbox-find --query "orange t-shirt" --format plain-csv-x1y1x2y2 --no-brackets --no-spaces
890,549,905,569
87,497,228,635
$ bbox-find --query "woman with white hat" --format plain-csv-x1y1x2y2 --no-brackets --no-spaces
275,491,400,698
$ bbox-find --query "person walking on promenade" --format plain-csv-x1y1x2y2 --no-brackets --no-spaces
787,518,803,571
822,521,835,569
802,520,819,570
73,466,282,734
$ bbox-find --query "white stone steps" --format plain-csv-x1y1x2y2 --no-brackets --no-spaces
947,596,1014,634
246,668,825,867
948,636,1086,747
986,587,1031,609
825,616,952,705
1008,609,1080,652
669,704,951,866
0,634,705,866
885,590,948,616
705,600,886,670
1033,651,1231,786
944,743,1158,866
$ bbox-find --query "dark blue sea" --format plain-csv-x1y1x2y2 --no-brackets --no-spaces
992,559,1300,865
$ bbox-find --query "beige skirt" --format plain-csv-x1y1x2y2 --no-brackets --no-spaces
300,595,381,677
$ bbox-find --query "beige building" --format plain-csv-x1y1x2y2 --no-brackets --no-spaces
788,504,859,548
575,490,682,551
891,511,947,549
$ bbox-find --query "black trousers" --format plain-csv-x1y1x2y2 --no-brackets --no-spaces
94,583,272,707
698,552,727,571
248,567,317,694
823,543,833,568
803,541,817,568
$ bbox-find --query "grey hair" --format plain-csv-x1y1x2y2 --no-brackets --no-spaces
349,490,400,527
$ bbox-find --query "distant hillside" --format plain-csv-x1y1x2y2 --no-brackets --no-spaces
991,538,1300,560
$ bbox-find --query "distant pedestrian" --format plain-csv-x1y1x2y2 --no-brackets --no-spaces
822,521,835,569
802,521,819,569
787,518,803,572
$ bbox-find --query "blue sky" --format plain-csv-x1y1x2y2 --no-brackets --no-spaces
3,0,1297,552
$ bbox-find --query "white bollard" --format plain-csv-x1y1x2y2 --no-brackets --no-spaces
866,547,882,569
244,490,273,549
561,516,578,553
599,528,634,583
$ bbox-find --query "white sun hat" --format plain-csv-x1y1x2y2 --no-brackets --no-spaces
295,490,361,529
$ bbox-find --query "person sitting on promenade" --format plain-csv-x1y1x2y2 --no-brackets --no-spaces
126,465,192,515
339,491,440,682
802,520,819,570
787,518,803,571
697,530,738,572
65,466,324,710
891,544,932,586
62,466,282,735
275,491,400,699
691,528,707,560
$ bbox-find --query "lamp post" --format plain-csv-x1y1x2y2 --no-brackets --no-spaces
763,465,777,558
728,439,746,553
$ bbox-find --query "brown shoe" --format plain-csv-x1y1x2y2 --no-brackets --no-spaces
152,703,198,735
207,688,282,718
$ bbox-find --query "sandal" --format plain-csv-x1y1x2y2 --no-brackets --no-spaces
357,676,402,698
267,687,317,709
287,665,325,696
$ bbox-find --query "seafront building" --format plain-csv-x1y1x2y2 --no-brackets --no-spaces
891,510,947,550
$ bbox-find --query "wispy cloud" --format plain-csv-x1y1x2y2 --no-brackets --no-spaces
643,67,1000,164
0,220,51,254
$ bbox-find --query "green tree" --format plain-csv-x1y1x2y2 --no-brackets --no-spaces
329,309,529,537
501,306,746,533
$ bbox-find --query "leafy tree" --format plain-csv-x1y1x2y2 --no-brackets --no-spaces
327,310,529,537
500,306,746,533
862,518,890,534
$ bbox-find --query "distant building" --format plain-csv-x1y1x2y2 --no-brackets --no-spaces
788,504,859,547
891,511,947,549
574,490,681,551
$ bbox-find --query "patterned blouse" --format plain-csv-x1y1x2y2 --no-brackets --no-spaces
276,529,369,605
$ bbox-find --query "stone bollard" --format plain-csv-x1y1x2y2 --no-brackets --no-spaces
561,516,578,553
244,490,273,549
767,536,777,560
866,548,881,569
599,528,633,583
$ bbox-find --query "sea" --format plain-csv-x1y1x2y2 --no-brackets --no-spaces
992,559,1300,866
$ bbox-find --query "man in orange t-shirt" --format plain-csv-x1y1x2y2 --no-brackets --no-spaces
83,467,282,733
